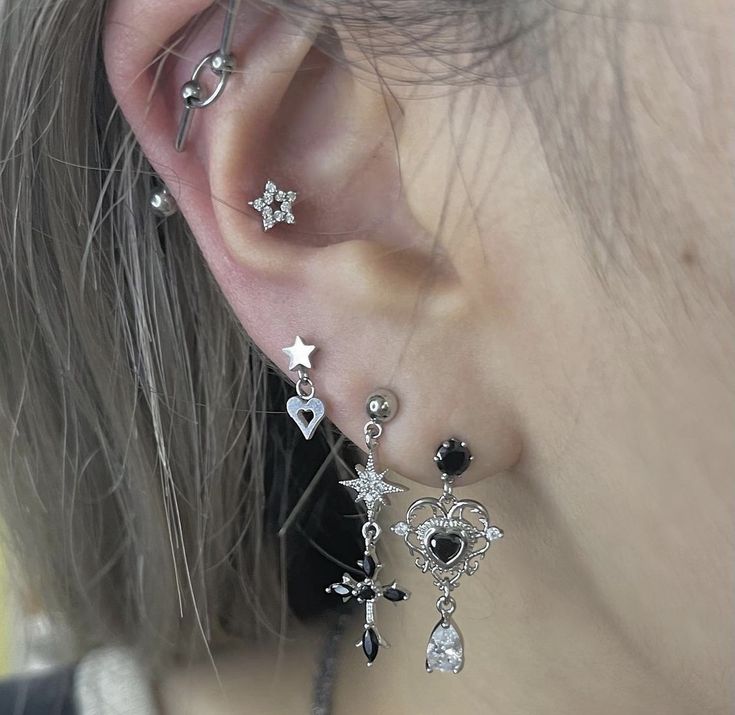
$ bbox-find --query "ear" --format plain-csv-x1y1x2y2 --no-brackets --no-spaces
103,0,522,483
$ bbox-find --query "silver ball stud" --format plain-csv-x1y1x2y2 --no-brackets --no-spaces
181,80,202,106
365,388,399,423
149,185,178,218
210,52,234,74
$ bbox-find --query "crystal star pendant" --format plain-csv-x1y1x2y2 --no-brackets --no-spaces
248,180,297,231
340,452,405,520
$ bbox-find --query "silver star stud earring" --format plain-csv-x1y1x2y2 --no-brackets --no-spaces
248,179,297,231
282,336,315,371
340,451,405,521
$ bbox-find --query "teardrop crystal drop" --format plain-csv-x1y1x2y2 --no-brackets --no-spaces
426,618,464,674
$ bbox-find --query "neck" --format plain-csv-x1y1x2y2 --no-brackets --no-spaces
328,478,686,715
159,470,691,715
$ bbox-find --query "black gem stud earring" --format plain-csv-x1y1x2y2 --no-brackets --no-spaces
391,439,503,674
249,180,297,232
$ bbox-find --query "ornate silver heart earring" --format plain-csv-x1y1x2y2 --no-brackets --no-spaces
249,180,297,232
326,389,410,666
391,439,504,674
282,336,325,440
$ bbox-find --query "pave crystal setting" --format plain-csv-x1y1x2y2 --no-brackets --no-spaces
248,180,297,231
340,451,405,521
426,619,464,674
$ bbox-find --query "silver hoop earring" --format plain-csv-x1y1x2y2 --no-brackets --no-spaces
249,180,297,232
175,0,239,152
391,439,504,674
326,389,410,666
282,336,325,440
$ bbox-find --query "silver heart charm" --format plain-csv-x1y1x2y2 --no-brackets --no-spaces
286,395,325,440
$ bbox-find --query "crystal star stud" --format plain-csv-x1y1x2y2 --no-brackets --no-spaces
340,452,405,520
248,179,297,231
282,336,316,371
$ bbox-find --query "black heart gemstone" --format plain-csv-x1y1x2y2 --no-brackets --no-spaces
428,531,465,565
435,439,472,478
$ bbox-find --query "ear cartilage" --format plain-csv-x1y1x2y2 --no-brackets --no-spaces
391,439,504,674
174,0,238,152
282,337,324,440
249,180,297,232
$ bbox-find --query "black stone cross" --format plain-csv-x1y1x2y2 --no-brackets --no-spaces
326,552,410,665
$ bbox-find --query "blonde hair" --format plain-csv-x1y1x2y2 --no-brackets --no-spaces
0,0,358,668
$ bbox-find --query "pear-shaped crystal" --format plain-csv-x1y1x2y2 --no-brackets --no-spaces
426,619,464,673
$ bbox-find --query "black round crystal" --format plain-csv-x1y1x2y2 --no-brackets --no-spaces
435,439,472,477
357,586,376,601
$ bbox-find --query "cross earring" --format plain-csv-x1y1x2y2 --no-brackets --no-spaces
326,389,410,665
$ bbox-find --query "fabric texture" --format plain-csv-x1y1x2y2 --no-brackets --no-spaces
74,647,157,715
0,665,75,715
0,620,345,714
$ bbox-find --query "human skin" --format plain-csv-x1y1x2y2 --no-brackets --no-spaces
104,1,734,713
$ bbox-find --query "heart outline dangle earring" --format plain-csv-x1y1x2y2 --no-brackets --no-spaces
282,336,325,440
391,438,504,674
326,389,410,666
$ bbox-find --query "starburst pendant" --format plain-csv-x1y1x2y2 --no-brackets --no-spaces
340,451,405,521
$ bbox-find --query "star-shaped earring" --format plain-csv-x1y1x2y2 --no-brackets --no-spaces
282,336,316,371
340,451,405,521
248,180,297,231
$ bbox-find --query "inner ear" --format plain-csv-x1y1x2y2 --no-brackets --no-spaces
229,37,406,248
